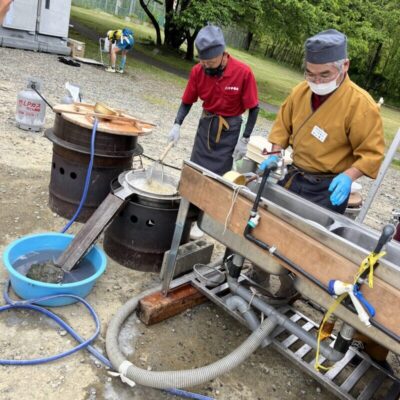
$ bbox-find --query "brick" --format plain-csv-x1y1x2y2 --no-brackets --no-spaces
138,284,207,325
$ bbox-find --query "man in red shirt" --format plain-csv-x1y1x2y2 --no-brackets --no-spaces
167,25,259,175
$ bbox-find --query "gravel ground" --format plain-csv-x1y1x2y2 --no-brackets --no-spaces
0,47,399,400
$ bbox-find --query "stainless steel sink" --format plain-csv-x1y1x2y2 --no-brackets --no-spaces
330,226,400,266
259,185,335,229
248,180,400,288
330,227,377,252
185,161,400,289
184,161,400,352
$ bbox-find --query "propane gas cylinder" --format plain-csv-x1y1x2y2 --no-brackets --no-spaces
16,78,46,132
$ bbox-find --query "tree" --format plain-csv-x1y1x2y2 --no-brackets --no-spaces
141,0,255,60
139,0,400,102
256,0,321,65
231,0,263,51
139,0,162,46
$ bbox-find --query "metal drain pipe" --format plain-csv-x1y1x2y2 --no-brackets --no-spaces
227,277,344,362
225,295,271,347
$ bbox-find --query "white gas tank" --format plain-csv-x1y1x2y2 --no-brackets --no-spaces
16,78,46,132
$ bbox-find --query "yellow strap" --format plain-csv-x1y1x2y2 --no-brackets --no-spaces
314,292,347,371
207,115,230,151
354,251,385,288
314,250,386,372
216,116,229,144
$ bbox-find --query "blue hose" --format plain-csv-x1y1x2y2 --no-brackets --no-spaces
166,388,215,400
0,282,214,399
0,118,214,399
60,118,99,234
0,281,108,366
0,118,109,367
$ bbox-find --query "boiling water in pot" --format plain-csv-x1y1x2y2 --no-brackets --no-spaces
133,177,177,195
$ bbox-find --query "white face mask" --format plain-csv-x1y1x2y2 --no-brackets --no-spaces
307,79,338,96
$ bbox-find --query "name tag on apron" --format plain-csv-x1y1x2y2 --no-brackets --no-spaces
311,125,328,143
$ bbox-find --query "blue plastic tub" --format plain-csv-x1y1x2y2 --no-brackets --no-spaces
2,232,107,307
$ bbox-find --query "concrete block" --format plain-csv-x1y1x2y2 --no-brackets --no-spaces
159,239,214,279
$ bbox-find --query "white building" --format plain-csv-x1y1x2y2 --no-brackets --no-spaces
0,0,72,55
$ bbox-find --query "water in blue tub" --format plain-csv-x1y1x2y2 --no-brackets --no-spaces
13,250,96,284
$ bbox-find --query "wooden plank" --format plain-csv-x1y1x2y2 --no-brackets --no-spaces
52,103,154,136
138,284,208,325
178,165,400,336
56,193,127,271
73,56,104,66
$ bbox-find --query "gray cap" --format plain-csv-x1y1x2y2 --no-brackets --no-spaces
195,25,225,60
305,29,347,64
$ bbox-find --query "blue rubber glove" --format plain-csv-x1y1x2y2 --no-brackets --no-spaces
259,155,279,171
329,173,352,206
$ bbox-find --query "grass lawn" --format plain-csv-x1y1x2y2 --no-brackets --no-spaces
71,6,194,76
380,106,400,142
228,48,303,106
71,6,400,143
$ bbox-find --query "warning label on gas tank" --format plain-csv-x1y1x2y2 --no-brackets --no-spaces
18,99,41,112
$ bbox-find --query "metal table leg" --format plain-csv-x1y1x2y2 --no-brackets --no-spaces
161,197,190,296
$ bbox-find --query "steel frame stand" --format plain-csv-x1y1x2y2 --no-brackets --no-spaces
161,198,400,400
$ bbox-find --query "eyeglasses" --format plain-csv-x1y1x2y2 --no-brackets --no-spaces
304,70,340,83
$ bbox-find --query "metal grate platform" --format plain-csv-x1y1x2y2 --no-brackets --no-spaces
191,274,400,400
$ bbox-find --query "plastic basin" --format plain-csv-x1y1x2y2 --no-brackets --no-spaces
2,232,107,307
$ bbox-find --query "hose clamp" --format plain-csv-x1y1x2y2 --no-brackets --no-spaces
108,360,136,387
268,246,277,255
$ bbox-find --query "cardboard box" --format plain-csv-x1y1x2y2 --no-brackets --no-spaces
68,38,85,58
246,135,293,165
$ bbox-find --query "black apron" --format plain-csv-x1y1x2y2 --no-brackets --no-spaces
190,111,242,175
279,165,349,214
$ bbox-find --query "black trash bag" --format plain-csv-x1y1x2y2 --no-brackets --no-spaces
58,56,81,67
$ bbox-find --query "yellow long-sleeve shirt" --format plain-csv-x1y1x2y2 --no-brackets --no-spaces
268,75,385,178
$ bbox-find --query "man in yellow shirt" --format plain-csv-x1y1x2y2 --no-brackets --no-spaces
260,29,384,214
260,29,388,366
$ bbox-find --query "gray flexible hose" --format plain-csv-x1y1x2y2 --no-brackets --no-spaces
106,286,278,389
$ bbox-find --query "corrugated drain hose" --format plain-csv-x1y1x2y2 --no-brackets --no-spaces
106,285,278,389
